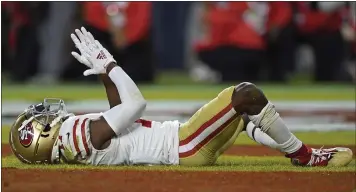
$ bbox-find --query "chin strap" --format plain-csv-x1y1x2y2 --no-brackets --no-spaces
50,113,75,164
50,136,61,164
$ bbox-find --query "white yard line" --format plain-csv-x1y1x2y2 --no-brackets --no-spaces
2,100,355,131
2,100,355,114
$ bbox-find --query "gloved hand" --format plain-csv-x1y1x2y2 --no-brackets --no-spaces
70,27,116,76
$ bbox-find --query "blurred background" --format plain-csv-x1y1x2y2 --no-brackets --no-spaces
1,1,356,84
1,2,355,132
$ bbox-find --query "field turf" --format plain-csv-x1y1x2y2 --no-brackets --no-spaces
2,83,355,101
2,125,355,172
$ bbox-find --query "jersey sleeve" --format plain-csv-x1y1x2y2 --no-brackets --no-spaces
58,115,94,164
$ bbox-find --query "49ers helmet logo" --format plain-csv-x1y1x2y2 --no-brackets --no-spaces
19,123,34,147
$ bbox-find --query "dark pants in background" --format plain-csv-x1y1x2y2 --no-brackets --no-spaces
152,2,191,70
11,25,40,82
266,23,296,82
119,36,155,83
299,30,345,82
1,6,11,73
198,46,265,82
310,31,345,82
7,2,49,82
63,24,155,83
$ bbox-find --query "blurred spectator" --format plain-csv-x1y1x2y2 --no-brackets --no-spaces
31,2,78,84
342,2,356,82
152,2,191,70
195,2,269,82
186,2,222,83
3,2,49,82
265,2,295,82
1,2,11,74
2,1,354,84
64,2,154,83
295,2,348,82
107,2,154,83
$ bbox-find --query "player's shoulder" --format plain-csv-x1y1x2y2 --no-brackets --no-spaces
60,115,77,133
60,113,102,132
78,113,103,120
64,113,103,122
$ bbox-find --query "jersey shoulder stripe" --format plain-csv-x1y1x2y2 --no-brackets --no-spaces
80,118,90,155
72,118,80,154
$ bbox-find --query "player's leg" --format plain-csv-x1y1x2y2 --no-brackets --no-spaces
244,118,280,150
178,86,246,166
231,82,353,167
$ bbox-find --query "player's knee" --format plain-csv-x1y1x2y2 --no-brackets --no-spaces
231,82,268,115
234,82,253,90
233,82,260,99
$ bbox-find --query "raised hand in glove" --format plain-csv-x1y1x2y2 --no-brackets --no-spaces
70,27,116,76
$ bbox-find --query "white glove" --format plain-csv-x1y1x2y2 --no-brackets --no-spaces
71,27,116,76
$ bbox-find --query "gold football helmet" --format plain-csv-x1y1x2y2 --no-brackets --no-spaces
9,98,69,164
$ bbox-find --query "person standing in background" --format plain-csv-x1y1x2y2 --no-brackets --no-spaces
152,2,191,70
106,2,154,83
2,2,48,83
265,2,295,82
295,2,348,82
342,2,356,82
30,1,78,84
195,2,269,82
1,2,11,75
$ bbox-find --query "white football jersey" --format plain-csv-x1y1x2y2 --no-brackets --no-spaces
56,113,180,165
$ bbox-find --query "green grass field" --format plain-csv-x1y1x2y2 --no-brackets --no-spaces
2,125,355,172
2,155,355,172
2,83,355,101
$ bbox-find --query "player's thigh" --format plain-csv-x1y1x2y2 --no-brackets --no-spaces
179,86,235,141
178,86,243,165
179,118,244,166
214,118,245,157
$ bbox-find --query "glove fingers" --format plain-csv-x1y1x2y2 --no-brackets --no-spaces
71,52,91,67
71,34,82,50
71,51,82,61
76,29,94,54
81,27,93,45
87,32,95,43
75,29,87,45
83,69,96,76
83,70,90,76
81,27,89,37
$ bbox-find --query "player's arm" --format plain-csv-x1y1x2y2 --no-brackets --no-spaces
99,74,121,108
90,62,147,149
100,2,124,108
71,27,146,149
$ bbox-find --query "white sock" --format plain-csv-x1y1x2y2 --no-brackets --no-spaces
245,121,279,150
248,102,303,154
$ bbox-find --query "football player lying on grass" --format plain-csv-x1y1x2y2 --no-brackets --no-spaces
9,27,353,167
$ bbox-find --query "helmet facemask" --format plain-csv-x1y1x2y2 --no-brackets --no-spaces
24,98,68,127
